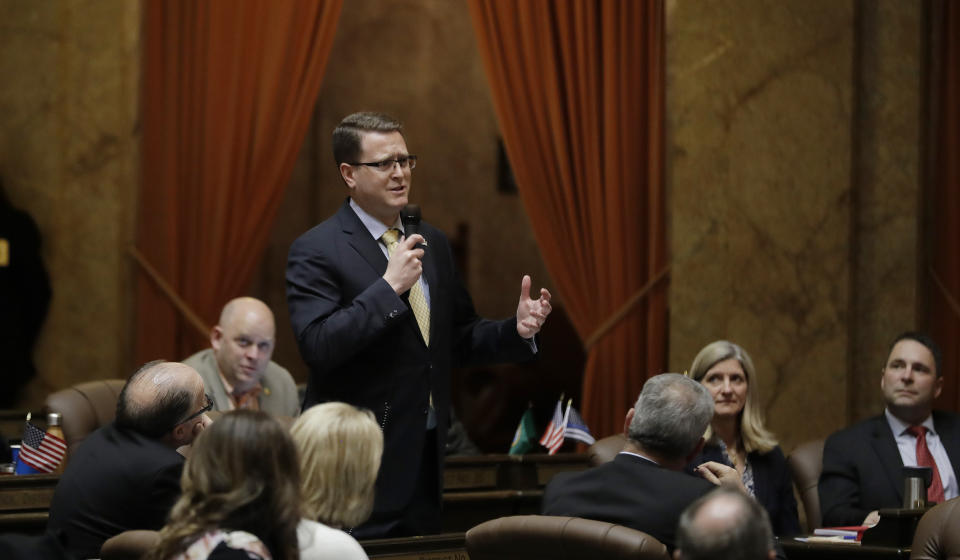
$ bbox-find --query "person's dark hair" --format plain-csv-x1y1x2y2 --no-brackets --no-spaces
627,373,714,460
115,361,193,438
146,410,302,560
888,331,943,377
332,112,403,165
676,487,774,560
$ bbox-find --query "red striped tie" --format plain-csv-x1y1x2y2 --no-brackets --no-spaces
907,425,945,503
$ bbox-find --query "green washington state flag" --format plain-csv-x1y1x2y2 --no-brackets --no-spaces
508,407,537,455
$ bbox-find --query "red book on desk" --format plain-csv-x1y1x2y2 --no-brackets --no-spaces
814,526,871,541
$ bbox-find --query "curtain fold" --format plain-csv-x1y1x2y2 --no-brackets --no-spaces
927,0,960,411
468,0,667,437
136,0,343,364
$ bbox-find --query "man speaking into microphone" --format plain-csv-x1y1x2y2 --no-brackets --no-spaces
286,112,552,538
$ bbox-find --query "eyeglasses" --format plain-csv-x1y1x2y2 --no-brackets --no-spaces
175,394,213,428
349,155,417,172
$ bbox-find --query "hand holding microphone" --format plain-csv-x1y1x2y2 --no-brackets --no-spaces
383,204,426,295
401,204,427,249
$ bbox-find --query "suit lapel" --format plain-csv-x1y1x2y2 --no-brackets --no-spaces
870,415,905,502
750,452,771,505
338,201,429,346
338,202,388,276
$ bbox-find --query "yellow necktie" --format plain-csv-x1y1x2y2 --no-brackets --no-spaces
382,228,430,346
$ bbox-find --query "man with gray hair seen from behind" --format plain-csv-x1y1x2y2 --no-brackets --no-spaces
184,297,300,417
542,373,743,551
47,361,213,559
675,487,776,560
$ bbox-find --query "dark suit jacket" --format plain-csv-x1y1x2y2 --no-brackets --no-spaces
819,411,960,527
47,422,184,559
691,443,801,536
286,201,534,521
542,453,715,550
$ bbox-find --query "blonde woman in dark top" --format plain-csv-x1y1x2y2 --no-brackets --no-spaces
688,340,800,536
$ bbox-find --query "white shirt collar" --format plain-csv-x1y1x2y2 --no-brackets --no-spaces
885,408,936,436
618,450,659,465
349,198,402,241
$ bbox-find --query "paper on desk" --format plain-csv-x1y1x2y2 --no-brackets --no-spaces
794,536,861,545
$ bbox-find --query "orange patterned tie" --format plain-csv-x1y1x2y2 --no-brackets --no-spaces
907,425,945,503
382,228,430,345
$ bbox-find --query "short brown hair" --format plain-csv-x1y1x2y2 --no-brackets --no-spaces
332,112,403,165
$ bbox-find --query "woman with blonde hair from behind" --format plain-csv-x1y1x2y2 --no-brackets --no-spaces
688,340,800,536
146,410,301,560
290,402,383,560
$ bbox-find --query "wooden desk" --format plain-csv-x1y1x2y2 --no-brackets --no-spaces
362,532,467,560
780,539,909,560
441,453,588,532
0,453,590,535
0,473,56,533
443,453,589,491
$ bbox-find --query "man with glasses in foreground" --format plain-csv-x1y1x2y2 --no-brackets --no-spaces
47,361,213,558
287,112,552,538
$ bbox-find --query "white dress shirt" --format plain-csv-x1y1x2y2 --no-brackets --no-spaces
885,409,958,500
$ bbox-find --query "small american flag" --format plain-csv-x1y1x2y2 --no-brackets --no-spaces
19,422,66,473
542,399,572,455
539,398,564,448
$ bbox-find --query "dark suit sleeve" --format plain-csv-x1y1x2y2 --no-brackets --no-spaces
144,459,184,529
819,431,870,527
444,240,534,367
286,230,409,376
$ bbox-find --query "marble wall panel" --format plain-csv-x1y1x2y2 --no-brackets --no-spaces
0,0,141,408
849,0,923,422
667,0,856,450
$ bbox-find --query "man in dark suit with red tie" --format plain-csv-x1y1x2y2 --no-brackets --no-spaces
286,112,552,538
819,332,960,527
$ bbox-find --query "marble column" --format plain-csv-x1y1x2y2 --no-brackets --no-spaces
667,0,925,449
667,0,856,449
0,0,142,406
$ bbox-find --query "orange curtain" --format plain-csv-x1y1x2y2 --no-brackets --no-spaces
468,1,667,437
927,0,960,411
135,0,343,364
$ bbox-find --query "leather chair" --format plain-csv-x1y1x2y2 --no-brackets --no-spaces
787,438,825,532
466,515,669,560
44,379,125,456
587,433,626,466
100,530,161,560
910,497,960,560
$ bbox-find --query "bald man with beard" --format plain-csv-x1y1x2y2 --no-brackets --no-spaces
184,297,300,417
47,361,213,559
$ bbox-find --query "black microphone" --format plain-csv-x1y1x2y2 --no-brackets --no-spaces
401,204,426,247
